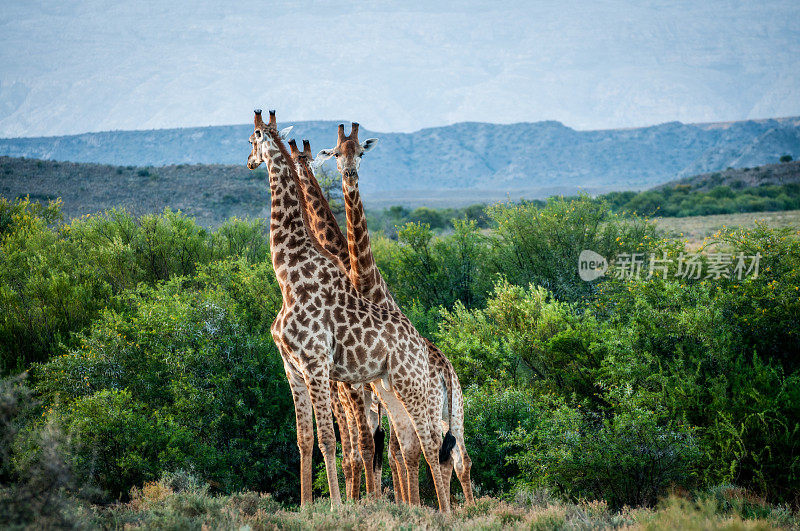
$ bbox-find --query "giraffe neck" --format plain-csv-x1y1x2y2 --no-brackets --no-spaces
295,159,351,268
264,133,333,297
343,175,391,306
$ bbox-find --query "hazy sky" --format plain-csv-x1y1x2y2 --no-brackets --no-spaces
1,0,799,137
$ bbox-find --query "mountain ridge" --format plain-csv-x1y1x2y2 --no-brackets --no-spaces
1,117,799,194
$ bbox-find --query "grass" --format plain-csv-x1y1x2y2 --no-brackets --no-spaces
654,209,800,249
54,479,795,530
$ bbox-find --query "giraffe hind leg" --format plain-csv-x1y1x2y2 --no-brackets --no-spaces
454,444,474,506
391,377,451,512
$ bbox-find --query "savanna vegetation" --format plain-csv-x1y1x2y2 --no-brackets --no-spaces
1,191,799,528
365,162,800,236
601,181,800,217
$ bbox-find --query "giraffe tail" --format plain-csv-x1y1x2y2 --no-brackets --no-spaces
373,403,385,472
439,431,456,464
437,343,456,464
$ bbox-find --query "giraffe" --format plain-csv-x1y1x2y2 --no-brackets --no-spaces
246,110,451,512
286,138,385,500
289,139,415,502
316,123,474,506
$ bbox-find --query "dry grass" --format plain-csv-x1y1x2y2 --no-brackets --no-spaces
89,483,797,530
654,210,800,249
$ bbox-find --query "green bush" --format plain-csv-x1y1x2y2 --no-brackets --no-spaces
438,280,605,398
461,386,540,495
509,390,699,509
0,200,111,373
593,231,800,503
1,374,83,527
375,219,492,312
34,263,297,500
52,389,196,498
487,195,660,303
0,198,268,374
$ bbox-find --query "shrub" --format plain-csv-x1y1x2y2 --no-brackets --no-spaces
487,195,660,303
0,374,83,527
0,201,268,374
594,225,800,503
52,389,195,498
375,219,492,312
0,201,111,373
437,280,601,392
34,265,297,500
461,386,540,495
509,390,699,509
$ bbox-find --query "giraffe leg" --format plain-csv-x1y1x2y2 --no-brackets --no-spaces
304,370,342,507
342,386,363,498
347,385,377,497
454,442,474,506
331,383,358,500
440,451,454,504
392,378,451,513
284,365,314,506
332,382,356,501
372,384,424,506
388,427,406,503
449,373,474,506
401,436,422,506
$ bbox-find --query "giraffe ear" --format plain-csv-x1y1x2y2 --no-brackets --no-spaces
279,126,294,139
361,138,379,153
312,149,335,169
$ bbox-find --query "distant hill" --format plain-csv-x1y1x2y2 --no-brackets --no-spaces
0,157,268,227
1,117,799,195
3,157,800,228
656,160,800,192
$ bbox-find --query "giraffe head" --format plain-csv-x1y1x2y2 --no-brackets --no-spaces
288,139,315,172
313,122,378,186
246,109,293,170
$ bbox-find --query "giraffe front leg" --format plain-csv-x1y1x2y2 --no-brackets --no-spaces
337,382,361,500
284,365,314,506
332,382,355,501
305,369,342,507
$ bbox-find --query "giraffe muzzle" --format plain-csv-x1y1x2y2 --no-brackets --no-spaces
343,169,357,180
